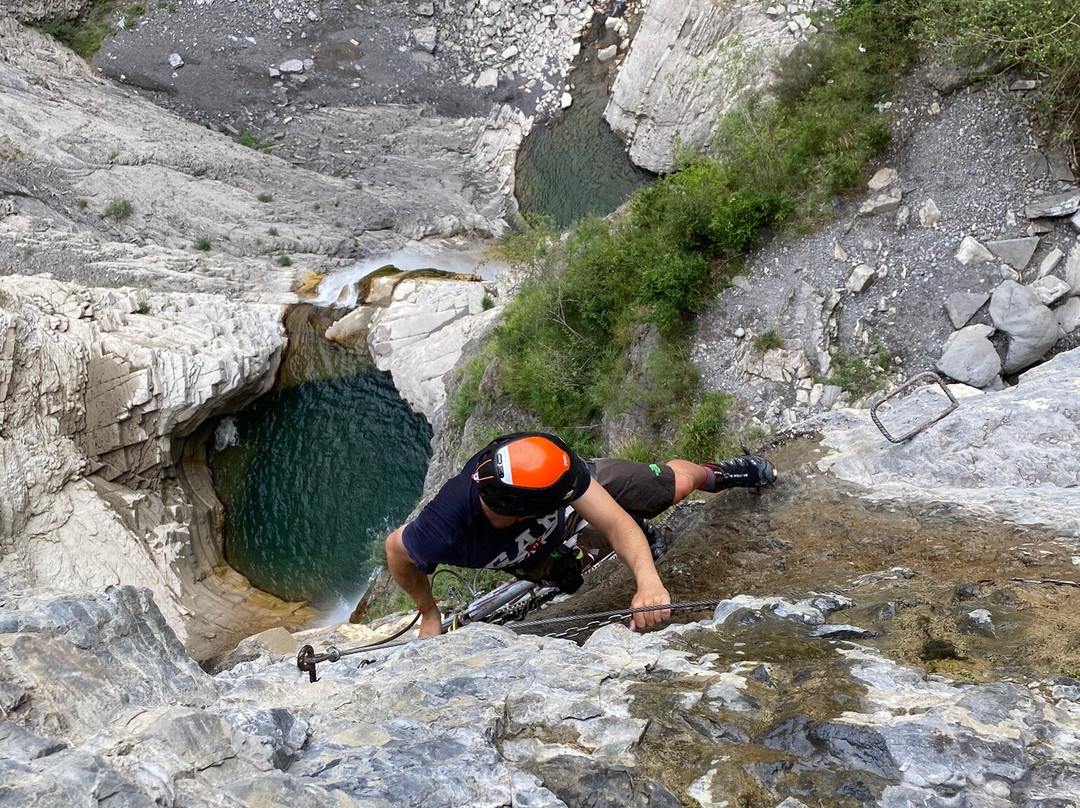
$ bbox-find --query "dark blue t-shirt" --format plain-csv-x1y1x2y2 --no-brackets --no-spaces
401,450,591,574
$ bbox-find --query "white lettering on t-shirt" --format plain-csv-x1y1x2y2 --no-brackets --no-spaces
486,510,564,569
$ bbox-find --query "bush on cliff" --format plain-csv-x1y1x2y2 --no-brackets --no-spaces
903,0,1080,147
487,0,918,458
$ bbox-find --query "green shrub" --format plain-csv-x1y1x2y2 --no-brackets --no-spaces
122,3,145,28
754,329,783,352
488,0,919,448
825,344,895,398
275,255,292,267
238,131,271,152
193,237,212,251
448,352,490,427
76,198,88,209
905,0,1080,145
493,215,559,265
673,392,737,462
268,227,279,236
36,5,115,59
102,198,133,220
257,192,274,203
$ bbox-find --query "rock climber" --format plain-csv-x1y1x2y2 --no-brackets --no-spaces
384,432,777,638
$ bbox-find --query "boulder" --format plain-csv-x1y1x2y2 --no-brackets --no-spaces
986,236,1040,271
1038,247,1065,278
1024,190,1080,219
935,324,1001,388
989,280,1065,373
413,26,438,53
918,198,942,228
955,236,994,265
945,291,990,329
475,68,499,88
846,264,876,294
1029,275,1071,306
1057,298,1080,335
868,168,898,190
1066,241,1080,294
858,187,903,217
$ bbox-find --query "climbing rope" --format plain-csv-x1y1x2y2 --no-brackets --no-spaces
511,599,724,639
296,599,724,681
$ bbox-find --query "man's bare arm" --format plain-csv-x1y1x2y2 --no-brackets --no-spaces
571,479,671,630
384,526,443,638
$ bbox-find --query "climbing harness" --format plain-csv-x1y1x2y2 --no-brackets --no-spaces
870,371,959,443
295,599,723,682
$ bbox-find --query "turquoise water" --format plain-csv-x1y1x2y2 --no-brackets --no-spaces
210,307,432,609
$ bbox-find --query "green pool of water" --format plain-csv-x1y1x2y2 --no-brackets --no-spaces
515,49,653,228
210,307,432,610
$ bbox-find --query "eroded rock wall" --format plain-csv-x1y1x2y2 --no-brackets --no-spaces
3,585,1079,807
0,276,317,659
605,0,829,173
4,0,89,23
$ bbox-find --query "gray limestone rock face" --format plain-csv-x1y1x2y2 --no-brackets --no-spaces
1029,274,1072,306
0,587,220,748
819,346,1080,536
1057,297,1080,335
5,586,1080,808
1066,241,1080,294
604,0,826,173
1024,190,1080,219
0,275,320,660
936,324,1001,388
986,236,1040,271
989,280,1064,373
3,0,90,22
945,291,990,328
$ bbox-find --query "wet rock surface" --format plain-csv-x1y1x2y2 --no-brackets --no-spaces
3,578,1080,807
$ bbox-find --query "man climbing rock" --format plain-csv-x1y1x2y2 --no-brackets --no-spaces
384,432,777,638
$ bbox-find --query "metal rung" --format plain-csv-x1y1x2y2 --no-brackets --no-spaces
870,372,959,443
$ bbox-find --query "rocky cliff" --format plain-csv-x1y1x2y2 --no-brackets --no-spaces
0,13,519,657
8,346,1080,806
605,0,828,173
0,274,323,660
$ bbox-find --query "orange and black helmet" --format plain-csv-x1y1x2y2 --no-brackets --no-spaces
471,432,588,517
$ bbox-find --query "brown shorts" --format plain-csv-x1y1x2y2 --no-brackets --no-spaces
590,458,677,521
508,458,676,585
